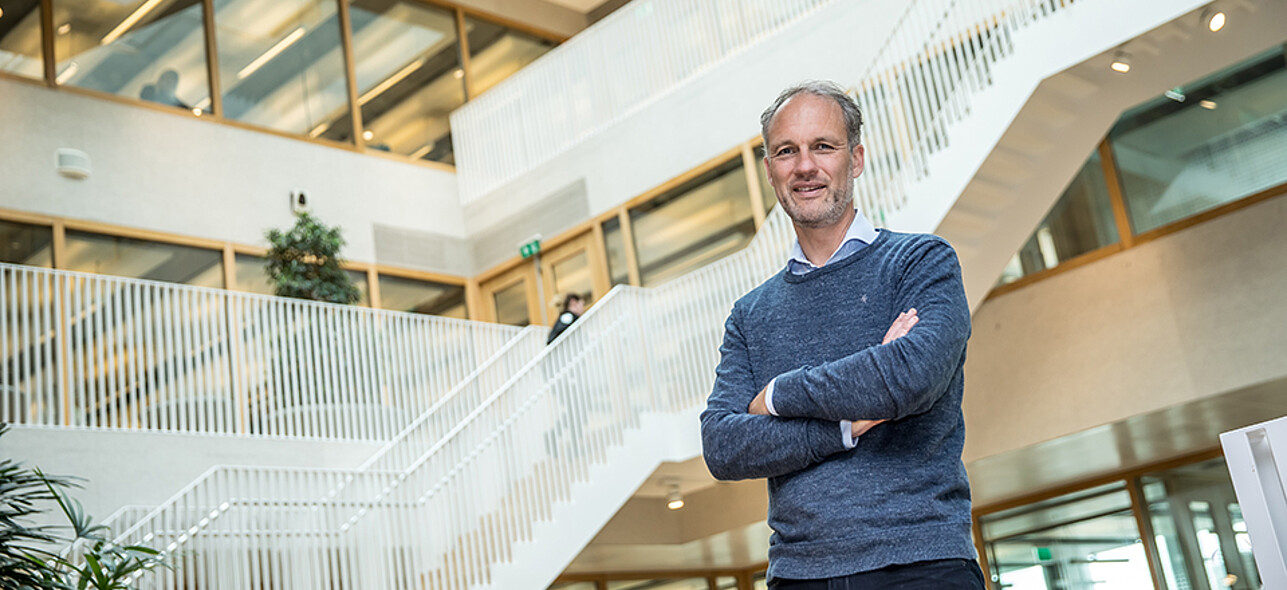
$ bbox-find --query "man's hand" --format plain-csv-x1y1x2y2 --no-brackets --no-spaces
748,384,770,415
748,309,919,417
882,308,918,345
852,418,886,438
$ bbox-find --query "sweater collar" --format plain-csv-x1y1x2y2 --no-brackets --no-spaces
787,209,879,275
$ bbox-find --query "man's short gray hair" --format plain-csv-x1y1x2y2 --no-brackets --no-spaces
760,81,863,153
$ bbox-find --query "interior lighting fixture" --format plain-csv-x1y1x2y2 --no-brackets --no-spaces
1110,51,1131,74
409,142,435,160
57,23,71,35
101,0,164,46
1202,7,1226,32
191,107,202,116
358,58,424,106
0,7,5,19
237,27,306,80
1200,99,1217,109
55,61,79,84
362,129,375,141
665,483,684,511
1164,87,1186,102
453,68,464,80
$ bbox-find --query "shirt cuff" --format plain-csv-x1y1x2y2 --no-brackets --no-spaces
764,378,779,416
840,420,857,449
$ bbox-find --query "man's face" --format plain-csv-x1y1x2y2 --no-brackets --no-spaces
763,94,865,229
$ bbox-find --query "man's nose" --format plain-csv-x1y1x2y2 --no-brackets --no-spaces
794,149,819,175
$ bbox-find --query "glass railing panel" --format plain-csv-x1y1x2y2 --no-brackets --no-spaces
463,15,555,98
1110,45,1287,234
328,0,465,164
214,0,347,136
52,0,210,113
997,148,1118,285
0,0,45,79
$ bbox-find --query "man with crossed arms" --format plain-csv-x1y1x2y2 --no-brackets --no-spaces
700,81,983,589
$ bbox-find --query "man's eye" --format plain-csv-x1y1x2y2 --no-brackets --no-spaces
815,144,836,151
774,148,795,157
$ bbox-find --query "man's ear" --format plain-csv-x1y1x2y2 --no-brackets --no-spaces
851,144,866,179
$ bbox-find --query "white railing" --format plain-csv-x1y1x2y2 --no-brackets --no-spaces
112,207,795,589
451,0,835,204
0,264,523,441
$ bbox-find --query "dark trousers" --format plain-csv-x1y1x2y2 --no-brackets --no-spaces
770,559,986,589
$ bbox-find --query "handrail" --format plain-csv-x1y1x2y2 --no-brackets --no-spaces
0,263,524,441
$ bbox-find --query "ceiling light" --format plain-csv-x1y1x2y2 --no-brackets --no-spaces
101,0,164,46
1200,99,1217,109
0,8,6,19
665,483,684,510
58,23,71,35
453,68,464,80
191,107,202,116
1110,51,1131,74
237,27,307,80
1203,8,1226,32
1164,88,1185,102
362,129,375,141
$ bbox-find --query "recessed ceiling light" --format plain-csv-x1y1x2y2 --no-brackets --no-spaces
1199,100,1217,109
1110,51,1131,74
1164,88,1186,102
362,129,375,141
453,69,464,80
58,23,71,35
1203,8,1226,32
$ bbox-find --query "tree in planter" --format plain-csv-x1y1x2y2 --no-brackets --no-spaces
0,425,166,589
264,212,361,305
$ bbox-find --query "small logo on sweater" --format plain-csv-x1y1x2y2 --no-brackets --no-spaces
861,294,868,304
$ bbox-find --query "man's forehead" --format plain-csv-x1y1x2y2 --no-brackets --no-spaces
768,95,847,145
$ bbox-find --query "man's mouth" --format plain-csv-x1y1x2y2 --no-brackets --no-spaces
793,183,826,197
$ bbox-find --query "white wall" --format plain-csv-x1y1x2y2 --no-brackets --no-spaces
0,426,379,524
0,78,464,264
963,193,1287,463
460,0,901,237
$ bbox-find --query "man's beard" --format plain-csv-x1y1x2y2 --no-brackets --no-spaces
779,182,855,229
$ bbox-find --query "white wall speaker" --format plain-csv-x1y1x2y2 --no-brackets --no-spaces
290,189,309,214
55,148,91,180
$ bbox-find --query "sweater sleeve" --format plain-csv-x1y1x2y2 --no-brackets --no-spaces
700,303,851,481
769,238,970,422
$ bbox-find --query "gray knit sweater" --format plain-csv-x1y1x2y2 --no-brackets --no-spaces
700,230,975,581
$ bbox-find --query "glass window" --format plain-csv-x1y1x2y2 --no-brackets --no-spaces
549,250,591,300
330,0,464,164
492,279,529,326
377,273,466,318
0,0,45,79
979,483,1153,590
754,150,777,216
63,230,222,287
0,220,54,267
1141,458,1261,590
344,268,370,306
463,16,555,97
601,216,630,287
631,158,756,287
548,583,596,590
233,252,273,295
714,576,737,589
997,149,1119,285
52,0,210,113
214,0,347,136
1110,45,1287,234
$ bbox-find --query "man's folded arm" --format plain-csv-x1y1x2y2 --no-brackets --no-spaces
700,310,851,481
769,239,971,422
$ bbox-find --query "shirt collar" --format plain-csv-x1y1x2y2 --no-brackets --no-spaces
787,209,879,271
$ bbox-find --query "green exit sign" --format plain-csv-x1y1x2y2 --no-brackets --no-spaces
1034,547,1052,561
519,239,541,259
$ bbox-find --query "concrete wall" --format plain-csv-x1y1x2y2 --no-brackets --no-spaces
963,192,1287,463
0,426,379,523
0,78,464,269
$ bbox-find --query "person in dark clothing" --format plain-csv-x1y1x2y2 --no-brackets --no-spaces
546,293,587,344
